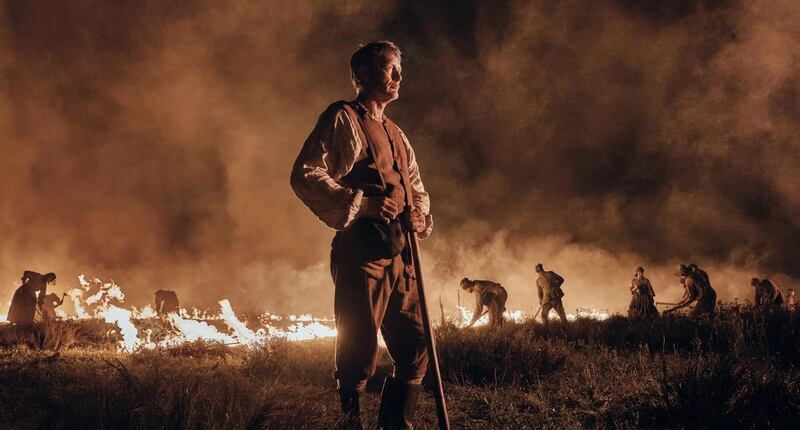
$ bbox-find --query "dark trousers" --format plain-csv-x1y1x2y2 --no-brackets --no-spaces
331,250,428,393
488,287,508,327
691,288,717,318
542,299,567,324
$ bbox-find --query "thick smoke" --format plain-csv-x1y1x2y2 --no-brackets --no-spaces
1,0,797,315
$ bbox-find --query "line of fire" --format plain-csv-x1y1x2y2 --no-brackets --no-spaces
1,272,616,352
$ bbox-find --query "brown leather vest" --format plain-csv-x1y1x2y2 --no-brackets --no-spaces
339,101,412,206
333,101,415,263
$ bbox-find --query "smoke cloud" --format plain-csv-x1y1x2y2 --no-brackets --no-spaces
1,0,798,315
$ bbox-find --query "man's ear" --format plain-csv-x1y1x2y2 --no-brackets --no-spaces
356,64,371,88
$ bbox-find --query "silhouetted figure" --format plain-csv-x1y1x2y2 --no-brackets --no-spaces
290,41,433,428
756,279,783,311
7,271,56,324
628,267,658,320
751,277,762,304
665,264,716,318
41,292,67,321
785,289,797,312
154,290,180,315
687,263,710,289
460,278,508,328
536,263,567,324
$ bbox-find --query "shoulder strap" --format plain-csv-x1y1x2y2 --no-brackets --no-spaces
382,118,415,207
340,101,387,189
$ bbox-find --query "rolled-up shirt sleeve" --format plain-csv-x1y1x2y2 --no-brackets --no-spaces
399,129,434,239
290,104,365,230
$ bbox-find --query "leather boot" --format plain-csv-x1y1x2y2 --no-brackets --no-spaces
338,389,363,430
378,377,422,430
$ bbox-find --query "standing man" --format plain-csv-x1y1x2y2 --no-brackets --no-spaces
291,41,433,429
535,263,567,324
460,278,508,328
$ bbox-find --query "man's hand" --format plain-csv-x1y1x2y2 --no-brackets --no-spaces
363,197,400,224
410,208,426,233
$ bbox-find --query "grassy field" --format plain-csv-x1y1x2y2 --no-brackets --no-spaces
1,307,798,429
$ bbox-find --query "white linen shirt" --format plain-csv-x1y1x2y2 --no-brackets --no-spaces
290,103,433,238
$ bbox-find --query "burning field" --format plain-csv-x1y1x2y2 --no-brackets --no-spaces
1,275,338,352
3,0,800,428
1,275,799,428
0,274,604,352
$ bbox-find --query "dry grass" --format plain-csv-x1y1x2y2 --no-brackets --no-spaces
0,319,115,351
0,307,798,429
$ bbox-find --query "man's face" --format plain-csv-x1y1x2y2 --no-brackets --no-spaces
362,51,402,103
635,271,643,279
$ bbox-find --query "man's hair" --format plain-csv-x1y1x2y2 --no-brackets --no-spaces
350,41,402,93
460,278,471,289
635,266,645,274
751,277,760,286
44,273,56,283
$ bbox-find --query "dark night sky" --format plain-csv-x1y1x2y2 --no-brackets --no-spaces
1,0,798,315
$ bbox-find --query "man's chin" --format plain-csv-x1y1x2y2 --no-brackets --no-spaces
367,91,399,103
378,94,399,103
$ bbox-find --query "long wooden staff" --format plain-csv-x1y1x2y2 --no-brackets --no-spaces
405,209,451,430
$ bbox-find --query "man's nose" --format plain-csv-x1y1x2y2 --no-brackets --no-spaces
393,69,402,82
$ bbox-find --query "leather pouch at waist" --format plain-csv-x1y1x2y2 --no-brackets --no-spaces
333,218,406,265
